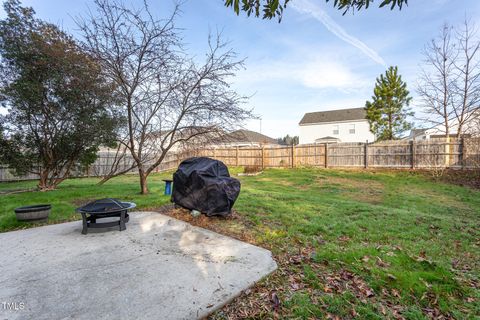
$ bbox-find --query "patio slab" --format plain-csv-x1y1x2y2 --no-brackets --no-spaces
0,212,277,320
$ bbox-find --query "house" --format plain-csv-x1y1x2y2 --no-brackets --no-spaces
213,129,279,147
299,107,375,144
409,110,480,141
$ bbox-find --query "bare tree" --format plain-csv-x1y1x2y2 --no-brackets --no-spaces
417,24,457,138
452,19,480,138
77,0,251,194
96,135,137,185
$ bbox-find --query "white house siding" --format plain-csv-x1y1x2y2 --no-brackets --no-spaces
412,113,480,141
299,120,375,144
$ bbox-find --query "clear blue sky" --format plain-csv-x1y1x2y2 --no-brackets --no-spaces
1,0,479,138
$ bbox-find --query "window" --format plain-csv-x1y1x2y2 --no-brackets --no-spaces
333,125,339,135
349,124,355,134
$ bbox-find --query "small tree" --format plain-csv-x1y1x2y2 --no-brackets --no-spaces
78,0,252,194
417,24,457,139
452,19,480,138
365,66,413,140
0,0,121,190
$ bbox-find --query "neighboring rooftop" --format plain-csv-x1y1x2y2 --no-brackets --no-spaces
409,128,428,138
220,129,277,145
299,107,367,125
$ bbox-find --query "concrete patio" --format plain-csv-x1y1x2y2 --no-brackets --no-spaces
0,212,277,320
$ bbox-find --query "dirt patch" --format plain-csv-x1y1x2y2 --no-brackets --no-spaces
315,176,385,205
256,177,294,187
435,170,480,190
154,205,257,245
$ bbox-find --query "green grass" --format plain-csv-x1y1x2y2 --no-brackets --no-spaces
1,168,479,319
0,173,174,231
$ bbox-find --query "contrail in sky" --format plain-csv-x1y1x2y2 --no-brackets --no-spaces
291,0,387,66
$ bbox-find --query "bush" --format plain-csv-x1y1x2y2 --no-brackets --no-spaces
243,165,262,174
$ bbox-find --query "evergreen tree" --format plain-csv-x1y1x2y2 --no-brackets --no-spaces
365,66,413,140
276,134,299,145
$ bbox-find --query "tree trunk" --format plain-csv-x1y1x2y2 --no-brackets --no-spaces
138,168,149,194
456,123,463,139
38,169,49,191
38,169,56,191
445,122,450,167
388,112,393,139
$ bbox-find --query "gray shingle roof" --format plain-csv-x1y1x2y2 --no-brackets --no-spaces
410,128,427,137
222,129,277,144
299,107,367,125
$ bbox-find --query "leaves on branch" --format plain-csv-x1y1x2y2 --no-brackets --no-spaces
224,0,408,21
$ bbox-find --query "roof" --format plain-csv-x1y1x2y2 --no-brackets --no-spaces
409,128,427,137
220,129,277,144
316,136,340,140
299,107,367,125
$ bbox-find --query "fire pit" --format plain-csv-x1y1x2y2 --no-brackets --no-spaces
76,198,136,235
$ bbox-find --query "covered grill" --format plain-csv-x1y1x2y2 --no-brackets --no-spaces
172,157,241,217
76,198,136,234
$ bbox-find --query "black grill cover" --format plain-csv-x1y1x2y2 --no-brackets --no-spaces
172,157,240,216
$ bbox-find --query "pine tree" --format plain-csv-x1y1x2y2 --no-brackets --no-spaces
365,66,413,141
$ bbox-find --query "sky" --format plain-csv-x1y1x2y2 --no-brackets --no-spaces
1,0,480,138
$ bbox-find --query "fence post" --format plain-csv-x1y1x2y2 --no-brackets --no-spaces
236,146,239,167
461,137,465,169
324,143,328,168
411,140,415,169
364,141,368,169
291,144,296,168
262,146,265,169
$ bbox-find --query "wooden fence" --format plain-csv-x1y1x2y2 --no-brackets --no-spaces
196,138,480,170
1,138,479,182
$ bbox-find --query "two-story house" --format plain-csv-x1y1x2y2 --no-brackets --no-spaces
299,107,375,144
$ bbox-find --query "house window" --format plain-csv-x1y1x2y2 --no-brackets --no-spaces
349,124,355,134
333,125,339,135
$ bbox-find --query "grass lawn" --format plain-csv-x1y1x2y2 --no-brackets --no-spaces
0,168,479,319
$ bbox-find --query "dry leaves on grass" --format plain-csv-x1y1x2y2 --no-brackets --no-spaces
158,205,257,245
157,205,455,320
322,269,375,301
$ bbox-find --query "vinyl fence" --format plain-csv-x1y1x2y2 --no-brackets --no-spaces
1,138,479,182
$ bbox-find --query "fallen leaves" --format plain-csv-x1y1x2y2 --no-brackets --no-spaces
288,275,302,291
376,257,391,268
387,274,397,281
157,204,466,320
391,289,401,298
270,291,281,312
415,250,433,264
323,269,375,301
